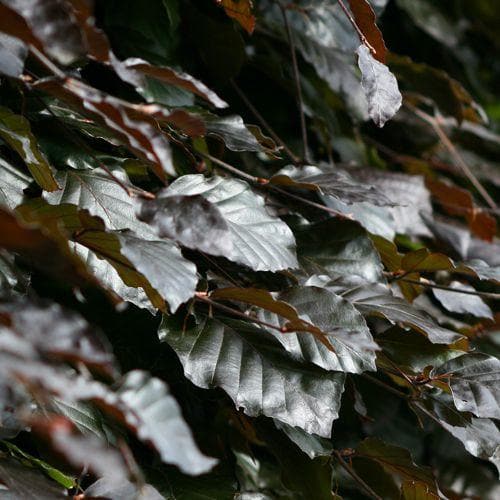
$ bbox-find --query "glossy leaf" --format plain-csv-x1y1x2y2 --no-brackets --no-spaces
259,286,378,373
432,282,493,319
165,174,298,272
348,0,387,63
432,354,500,419
136,193,232,256
159,315,346,437
0,0,85,65
217,0,256,34
0,156,30,209
0,106,59,191
356,44,402,127
0,32,26,78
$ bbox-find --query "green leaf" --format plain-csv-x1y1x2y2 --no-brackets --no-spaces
159,315,345,437
259,286,378,373
0,106,59,191
0,454,68,499
165,175,298,272
295,219,383,283
356,45,402,127
274,420,333,459
400,480,439,500
432,354,500,420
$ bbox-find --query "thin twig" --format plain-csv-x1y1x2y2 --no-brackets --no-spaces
361,374,409,399
336,0,375,54
231,79,301,164
396,277,500,300
197,151,349,218
29,45,67,80
195,293,287,333
277,1,310,162
333,450,383,500
408,104,497,210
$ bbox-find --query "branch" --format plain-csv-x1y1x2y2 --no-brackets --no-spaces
277,1,310,162
333,450,383,500
196,151,349,218
231,79,301,164
408,104,497,210
396,277,500,300
336,0,376,54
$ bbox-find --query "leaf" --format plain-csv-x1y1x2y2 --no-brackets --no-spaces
388,53,484,124
84,476,165,500
0,32,27,78
270,164,396,206
416,393,500,474
159,315,346,437
273,421,332,459
34,78,180,180
342,282,464,344
295,218,384,283
43,168,154,238
400,481,439,500
113,370,217,475
0,106,59,191
401,248,454,274
67,0,111,62
0,0,85,65
259,286,379,373
0,296,117,377
136,193,232,256
201,113,265,152
209,286,326,342
112,56,228,108
426,178,496,241
348,0,387,63
0,156,30,209
431,282,493,319
0,454,68,499
118,232,198,312
356,44,402,127
0,206,98,288
378,328,464,374
30,415,129,481
217,0,256,34
165,175,298,272
322,170,433,239
432,353,500,420
356,438,437,491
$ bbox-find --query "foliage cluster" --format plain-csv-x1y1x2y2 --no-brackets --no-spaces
0,0,499,498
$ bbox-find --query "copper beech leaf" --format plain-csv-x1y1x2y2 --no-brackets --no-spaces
432,354,500,420
216,0,256,34
159,315,346,437
257,286,378,373
34,78,204,180
355,438,438,492
0,0,85,65
165,174,298,272
356,44,402,127
136,192,232,256
348,0,387,63
0,106,59,191
0,32,27,77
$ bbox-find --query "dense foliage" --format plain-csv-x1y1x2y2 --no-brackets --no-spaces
0,0,499,498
